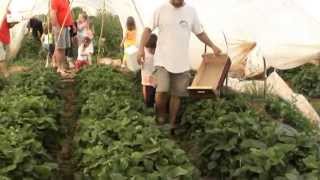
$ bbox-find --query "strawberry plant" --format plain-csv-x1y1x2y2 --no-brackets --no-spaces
6,67,61,98
0,68,63,145
0,127,57,179
265,96,315,132
279,65,320,98
291,65,320,98
0,75,7,91
179,93,320,179
75,66,200,179
0,68,63,179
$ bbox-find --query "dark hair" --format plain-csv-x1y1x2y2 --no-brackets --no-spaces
145,34,157,49
44,26,48,34
43,24,52,34
81,12,88,20
126,16,136,31
83,36,91,43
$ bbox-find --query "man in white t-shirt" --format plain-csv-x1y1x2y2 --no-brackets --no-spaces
138,0,221,134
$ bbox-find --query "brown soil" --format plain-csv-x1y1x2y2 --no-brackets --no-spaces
57,72,77,180
0,65,30,76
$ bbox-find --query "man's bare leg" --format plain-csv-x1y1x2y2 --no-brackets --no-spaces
0,61,9,77
54,49,66,74
142,86,148,105
155,92,169,124
169,95,181,130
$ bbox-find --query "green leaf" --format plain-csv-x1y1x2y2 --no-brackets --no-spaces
143,159,154,172
285,173,300,180
109,173,127,180
240,139,267,149
303,155,320,169
0,164,17,174
169,166,189,177
207,161,217,170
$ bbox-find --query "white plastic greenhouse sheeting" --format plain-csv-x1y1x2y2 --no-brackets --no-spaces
2,0,320,76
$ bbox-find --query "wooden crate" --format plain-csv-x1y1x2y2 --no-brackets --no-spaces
188,53,231,97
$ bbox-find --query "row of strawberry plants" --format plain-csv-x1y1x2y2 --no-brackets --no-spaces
177,93,320,179
74,66,199,179
279,64,320,98
0,68,63,179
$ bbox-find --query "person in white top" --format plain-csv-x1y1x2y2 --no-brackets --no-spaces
75,36,94,71
77,12,90,44
137,0,221,134
141,34,158,107
41,25,55,67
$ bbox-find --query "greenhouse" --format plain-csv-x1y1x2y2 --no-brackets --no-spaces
0,0,320,179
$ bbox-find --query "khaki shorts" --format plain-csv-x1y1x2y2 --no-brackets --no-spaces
0,42,7,62
54,27,71,49
153,66,191,97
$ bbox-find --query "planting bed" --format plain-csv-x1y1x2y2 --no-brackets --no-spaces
1,64,319,180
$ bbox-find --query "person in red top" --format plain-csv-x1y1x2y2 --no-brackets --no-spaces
0,11,12,77
51,0,73,75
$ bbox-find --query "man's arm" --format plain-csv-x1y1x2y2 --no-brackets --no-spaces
196,32,221,55
137,28,152,64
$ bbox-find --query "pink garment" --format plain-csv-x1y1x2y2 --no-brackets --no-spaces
141,48,156,87
141,74,156,87
85,29,94,40
77,21,89,32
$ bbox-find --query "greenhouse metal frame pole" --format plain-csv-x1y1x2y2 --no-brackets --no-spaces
97,0,107,60
46,0,52,67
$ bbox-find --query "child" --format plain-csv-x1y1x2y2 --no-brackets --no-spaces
66,22,79,69
120,16,137,68
141,34,157,107
77,12,89,44
75,36,93,71
40,25,54,67
84,26,94,65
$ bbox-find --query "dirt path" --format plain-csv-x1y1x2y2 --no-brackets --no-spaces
57,75,77,180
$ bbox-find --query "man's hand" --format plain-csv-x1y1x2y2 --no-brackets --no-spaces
137,28,152,65
211,45,222,55
137,48,145,65
196,32,222,56
202,46,222,64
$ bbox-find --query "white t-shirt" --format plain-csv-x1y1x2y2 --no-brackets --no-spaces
147,3,203,73
141,48,155,76
42,33,53,45
77,43,94,61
